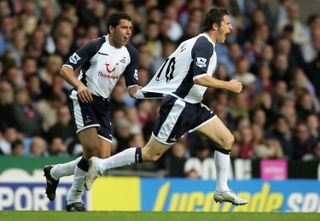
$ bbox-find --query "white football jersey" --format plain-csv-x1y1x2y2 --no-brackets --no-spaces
141,33,217,103
63,35,139,98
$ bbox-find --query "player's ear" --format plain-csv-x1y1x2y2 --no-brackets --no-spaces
212,23,219,31
108,25,115,34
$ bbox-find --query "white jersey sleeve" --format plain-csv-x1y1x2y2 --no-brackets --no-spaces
141,33,217,103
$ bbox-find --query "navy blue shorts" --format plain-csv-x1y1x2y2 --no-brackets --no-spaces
153,95,216,144
68,90,112,142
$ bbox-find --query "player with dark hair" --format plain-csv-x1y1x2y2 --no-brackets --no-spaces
86,7,248,206
43,11,140,211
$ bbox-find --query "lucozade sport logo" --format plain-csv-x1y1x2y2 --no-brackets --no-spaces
140,179,320,212
0,181,88,210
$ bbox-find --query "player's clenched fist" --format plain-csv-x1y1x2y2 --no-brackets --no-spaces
228,79,243,93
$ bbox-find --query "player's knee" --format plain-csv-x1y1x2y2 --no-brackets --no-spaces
221,134,235,150
142,150,162,162
151,153,162,161
99,151,111,158
82,141,101,157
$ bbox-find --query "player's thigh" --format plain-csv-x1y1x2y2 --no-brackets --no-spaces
196,116,234,149
78,127,101,158
142,135,172,161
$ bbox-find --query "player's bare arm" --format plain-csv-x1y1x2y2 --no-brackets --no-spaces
59,66,93,103
194,75,243,93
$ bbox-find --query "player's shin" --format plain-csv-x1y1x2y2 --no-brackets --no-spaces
67,157,89,204
214,148,230,192
50,157,82,180
98,147,142,172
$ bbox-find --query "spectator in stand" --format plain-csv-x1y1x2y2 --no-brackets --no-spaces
54,35,73,62
253,44,274,72
26,28,48,65
292,121,317,160
295,90,320,122
238,126,255,159
301,14,320,63
250,109,267,129
0,131,10,155
271,53,291,83
40,55,63,85
277,2,308,45
306,114,320,140
0,16,15,52
255,65,273,93
21,56,38,77
11,139,24,156
255,138,284,159
133,21,163,59
29,136,47,156
230,93,249,120
4,65,24,91
35,91,65,133
6,29,27,67
0,80,14,131
48,137,68,156
12,88,43,137
219,43,242,76
270,80,288,112
308,140,320,160
47,105,75,143
266,114,293,158
185,168,200,179
177,19,200,44
25,73,47,102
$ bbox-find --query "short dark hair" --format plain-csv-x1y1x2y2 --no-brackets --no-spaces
106,11,132,33
200,7,229,32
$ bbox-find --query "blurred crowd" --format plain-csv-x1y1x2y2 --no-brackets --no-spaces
0,0,320,174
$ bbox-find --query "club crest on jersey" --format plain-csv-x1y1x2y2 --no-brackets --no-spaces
120,56,127,64
69,53,81,64
196,57,207,68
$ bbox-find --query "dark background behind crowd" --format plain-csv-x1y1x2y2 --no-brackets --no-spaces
0,0,320,177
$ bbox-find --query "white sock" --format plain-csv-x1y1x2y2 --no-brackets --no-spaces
67,165,87,204
214,151,230,192
98,147,139,173
50,157,81,180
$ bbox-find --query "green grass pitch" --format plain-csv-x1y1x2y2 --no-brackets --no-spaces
1,211,319,221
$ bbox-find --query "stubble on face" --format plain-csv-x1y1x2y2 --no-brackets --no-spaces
110,19,132,48
217,15,232,43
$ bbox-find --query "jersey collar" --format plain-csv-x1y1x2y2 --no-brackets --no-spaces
199,33,216,46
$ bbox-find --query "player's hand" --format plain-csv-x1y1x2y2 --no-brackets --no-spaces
228,79,243,93
129,85,141,98
77,84,93,103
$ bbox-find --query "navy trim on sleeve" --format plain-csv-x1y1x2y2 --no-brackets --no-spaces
65,37,106,70
191,36,214,77
123,43,139,87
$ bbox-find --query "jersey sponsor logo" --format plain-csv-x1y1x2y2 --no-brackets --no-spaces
98,52,109,56
97,63,119,80
98,71,118,80
69,53,81,64
105,64,117,73
196,57,207,68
